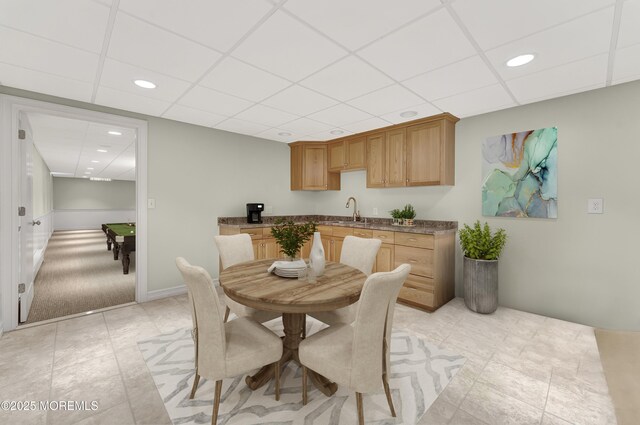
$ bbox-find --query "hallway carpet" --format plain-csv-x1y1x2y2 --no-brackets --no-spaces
25,230,135,324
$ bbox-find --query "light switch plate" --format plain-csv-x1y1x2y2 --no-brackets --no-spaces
147,198,156,209
587,198,603,214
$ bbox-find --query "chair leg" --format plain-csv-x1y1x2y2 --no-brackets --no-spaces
211,380,222,425
382,372,396,417
356,392,364,425
223,306,230,323
302,366,308,405
302,314,306,339
274,361,281,401
190,372,200,399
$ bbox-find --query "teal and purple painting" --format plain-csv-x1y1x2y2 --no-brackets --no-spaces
482,127,557,218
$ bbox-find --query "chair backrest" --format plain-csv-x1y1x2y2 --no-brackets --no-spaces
176,257,226,380
214,233,255,270
340,235,382,276
349,263,411,393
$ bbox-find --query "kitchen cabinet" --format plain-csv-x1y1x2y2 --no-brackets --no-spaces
328,136,366,172
372,230,394,273
290,142,340,191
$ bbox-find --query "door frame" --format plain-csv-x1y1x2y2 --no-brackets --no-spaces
0,94,149,332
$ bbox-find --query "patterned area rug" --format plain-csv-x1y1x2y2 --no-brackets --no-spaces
138,317,465,424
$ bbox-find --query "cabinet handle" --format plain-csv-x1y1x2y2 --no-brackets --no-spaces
379,235,387,238
406,179,409,183
409,259,417,263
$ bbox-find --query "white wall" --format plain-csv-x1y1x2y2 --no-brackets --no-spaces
31,146,53,279
312,81,640,331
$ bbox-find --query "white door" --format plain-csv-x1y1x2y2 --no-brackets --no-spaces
18,112,35,323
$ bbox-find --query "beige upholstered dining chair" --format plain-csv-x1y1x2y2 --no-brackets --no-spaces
308,236,382,328
214,234,280,324
176,257,283,425
299,264,411,425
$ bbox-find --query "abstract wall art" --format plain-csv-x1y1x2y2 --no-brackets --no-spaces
482,127,557,218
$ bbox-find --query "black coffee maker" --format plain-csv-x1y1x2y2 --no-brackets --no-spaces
246,203,264,224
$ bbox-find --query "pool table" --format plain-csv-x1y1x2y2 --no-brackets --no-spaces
102,223,136,274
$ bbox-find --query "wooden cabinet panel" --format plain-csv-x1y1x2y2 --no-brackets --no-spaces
303,145,327,189
240,228,263,239
394,232,434,249
406,122,441,186
374,243,394,273
399,286,435,309
321,235,332,261
394,245,433,277
317,225,333,236
290,143,302,191
405,274,435,292
263,239,282,260
372,230,394,244
352,228,372,238
332,226,354,238
328,141,345,172
346,136,366,169
333,237,344,262
386,128,406,187
252,239,262,259
366,132,385,188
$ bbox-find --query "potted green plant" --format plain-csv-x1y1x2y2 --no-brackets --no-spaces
400,204,416,226
459,221,507,314
270,219,317,260
389,208,403,225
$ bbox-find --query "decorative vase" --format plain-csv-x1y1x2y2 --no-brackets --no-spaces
308,232,325,277
463,257,498,314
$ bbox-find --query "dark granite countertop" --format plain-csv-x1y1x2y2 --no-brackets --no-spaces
218,215,457,235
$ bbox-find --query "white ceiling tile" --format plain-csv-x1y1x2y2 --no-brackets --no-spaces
262,85,338,116
339,117,393,134
358,8,476,81
403,56,498,101
118,0,273,52
307,104,373,127
279,118,332,135
347,84,424,116
308,129,355,142
200,57,291,102
380,103,443,124
0,0,110,53
232,11,348,81
114,169,136,181
234,104,299,127
108,12,222,81
507,54,607,103
179,86,253,117
0,26,99,82
85,122,137,141
162,104,227,128
284,0,441,50
0,63,93,102
99,59,191,102
214,118,271,136
612,43,640,84
95,86,172,116
300,56,394,101
452,0,614,50
486,7,614,80
433,84,516,118
618,0,640,48
255,128,302,143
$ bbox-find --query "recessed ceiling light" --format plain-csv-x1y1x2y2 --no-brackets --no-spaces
97,149,108,153
91,160,99,163
108,130,122,136
134,79,156,89
330,130,344,135
400,111,418,118
278,132,292,137
506,53,535,67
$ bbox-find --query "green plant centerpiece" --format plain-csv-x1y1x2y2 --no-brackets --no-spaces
270,218,317,259
459,221,507,314
400,204,416,225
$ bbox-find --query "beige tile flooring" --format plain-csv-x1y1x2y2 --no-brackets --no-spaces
0,295,616,425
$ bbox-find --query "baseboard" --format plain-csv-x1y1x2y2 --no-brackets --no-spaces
146,285,187,301
0,321,3,338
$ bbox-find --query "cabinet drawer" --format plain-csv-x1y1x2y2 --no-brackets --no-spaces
405,274,435,292
394,232,434,249
372,230,394,243
332,226,354,238
394,245,433,277
353,228,372,238
262,227,274,237
317,225,333,236
398,285,435,308
240,228,263,239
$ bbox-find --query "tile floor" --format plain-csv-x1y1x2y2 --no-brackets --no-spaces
0,296,616,425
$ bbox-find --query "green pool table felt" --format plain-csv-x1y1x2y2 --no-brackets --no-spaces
105,223,136,236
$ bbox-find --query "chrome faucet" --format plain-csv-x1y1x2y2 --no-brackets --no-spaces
345,197,361,222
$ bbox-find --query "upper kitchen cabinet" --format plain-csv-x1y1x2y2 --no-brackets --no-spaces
290,142,340,191
328,136,366,172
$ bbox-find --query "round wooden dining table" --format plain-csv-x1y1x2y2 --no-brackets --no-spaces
219,259,366,396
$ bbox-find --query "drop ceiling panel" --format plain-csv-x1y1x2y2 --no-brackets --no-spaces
618,0,640,48
214,118,270,136
179,86,252,117
348,84,424,116
162,104,227,128
403,56,498,101
255,128,301,143
0,63,93,103
381,103,442,124
232,11,348,81
358,8,477,81
262,85,338,116
284,0,442,50
95,86,172,116
115,169,136,181
199,57,291,102
433,84,516,118
612,43,640,84
0,26,99,82
118,0,273,52
0,0,110,53
451,0,614,50
307,104,373,127
300,56,394,101
108,12,222,81
279,118,332,135
341,117,393,134
234,104,299,127
486,7,614,80
307,129,354,142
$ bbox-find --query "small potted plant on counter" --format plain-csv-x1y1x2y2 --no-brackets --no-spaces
270,218,317,260
389,208,403,225
400,204,416,226
459,221,507,314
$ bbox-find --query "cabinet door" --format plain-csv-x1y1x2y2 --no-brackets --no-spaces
263,239,282,259
321,236,332,261
333,237,344,262
406,122,441,186
385,128,406,187
346,136,366,169
366,132,386,188
252,239,263,259
302,145,327,190
300,239,312,260
374,243,394,273
328,141,345,172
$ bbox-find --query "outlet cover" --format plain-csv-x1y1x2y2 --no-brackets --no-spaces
587,198,603,214
147,198,156,209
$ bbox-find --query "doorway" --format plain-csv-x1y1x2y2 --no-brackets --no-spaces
0,95,148,332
